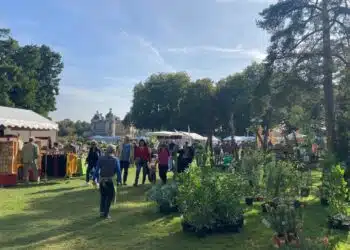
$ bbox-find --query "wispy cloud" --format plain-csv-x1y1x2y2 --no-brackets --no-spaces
120,30,175,72
167,45,266,61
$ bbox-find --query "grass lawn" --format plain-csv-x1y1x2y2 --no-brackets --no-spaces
0,168,349,250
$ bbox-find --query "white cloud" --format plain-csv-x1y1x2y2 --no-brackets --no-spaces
120,30,175,72
167,45,266,61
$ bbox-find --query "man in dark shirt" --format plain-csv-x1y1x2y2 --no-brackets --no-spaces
97,144,121,219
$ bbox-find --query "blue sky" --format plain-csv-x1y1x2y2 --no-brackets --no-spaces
1,0,274,122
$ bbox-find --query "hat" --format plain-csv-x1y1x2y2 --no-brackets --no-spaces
29,136,35,142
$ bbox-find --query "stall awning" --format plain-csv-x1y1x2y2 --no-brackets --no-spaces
0,106,58,131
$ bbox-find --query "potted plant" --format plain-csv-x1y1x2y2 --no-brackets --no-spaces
146,181,179,214
300,169,312,197
240,150,266,206
177,164,245,237
266,201,303,248
327,164,350,231
262,160,300,212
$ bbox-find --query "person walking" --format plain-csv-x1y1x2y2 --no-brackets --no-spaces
118,136,133,186
158,144,170,184
133,139,151,186
22,137,40,184
86,140,101,185
96,144,121,219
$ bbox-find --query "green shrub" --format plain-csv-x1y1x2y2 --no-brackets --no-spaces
239,150,267,197
328,164,348,216
264,160,300,200
146,181,178,212
177,164,244,231
266,201,303,235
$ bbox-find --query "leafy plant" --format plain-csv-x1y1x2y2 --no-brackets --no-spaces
266,201,303,236
328,164,348,216
146,181,178,212
239,150,266,197
177,163,244,231
264,160,300,200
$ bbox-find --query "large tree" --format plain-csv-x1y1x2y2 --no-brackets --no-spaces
0,28,63,116
130,72,190,130
258,0,350,152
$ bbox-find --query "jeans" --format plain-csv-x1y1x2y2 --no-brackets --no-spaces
134,160,150,185
159,165,168,184
99,180,115,217
86,164,95,183
120,161,130,184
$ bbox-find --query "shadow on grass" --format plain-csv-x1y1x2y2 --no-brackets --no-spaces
29,186,82,195
4,181,59,189
0,183,170,249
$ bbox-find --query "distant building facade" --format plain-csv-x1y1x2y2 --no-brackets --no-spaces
91,109,136,137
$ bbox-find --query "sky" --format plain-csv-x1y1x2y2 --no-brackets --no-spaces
1,0,275,122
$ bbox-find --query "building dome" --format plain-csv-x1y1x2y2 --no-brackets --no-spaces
92,111,100,121
106,108,114,120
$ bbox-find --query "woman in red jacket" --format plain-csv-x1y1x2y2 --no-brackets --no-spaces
133,139,151,186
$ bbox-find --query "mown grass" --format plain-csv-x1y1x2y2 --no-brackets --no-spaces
0,168,349,250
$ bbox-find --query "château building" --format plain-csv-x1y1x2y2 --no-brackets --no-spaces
90,109,136,137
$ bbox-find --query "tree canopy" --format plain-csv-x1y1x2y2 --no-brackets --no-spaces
0,28,64,117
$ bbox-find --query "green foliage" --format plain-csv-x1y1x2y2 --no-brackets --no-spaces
266,201,303,235
58,119,91,137
328,165,348,216
264,160,300,200
0,28,63,116
177,163,244,230
239,150,267,197
146,181,178,210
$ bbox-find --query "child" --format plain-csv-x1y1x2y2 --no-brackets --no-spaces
149,153,157,184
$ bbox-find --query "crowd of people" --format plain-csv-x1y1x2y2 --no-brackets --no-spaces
86,136,195,219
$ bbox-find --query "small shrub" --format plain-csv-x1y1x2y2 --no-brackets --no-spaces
266,201,303,237
264,160,300,200
146,181,178,213
177,164,244,234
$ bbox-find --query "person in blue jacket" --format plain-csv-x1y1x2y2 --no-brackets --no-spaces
96,144,121,219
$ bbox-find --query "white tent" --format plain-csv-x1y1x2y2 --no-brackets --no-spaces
179,132,207,141
146,131,183,137
0,106,58,142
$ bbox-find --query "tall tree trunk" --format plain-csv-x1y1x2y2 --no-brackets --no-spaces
322,0,336,153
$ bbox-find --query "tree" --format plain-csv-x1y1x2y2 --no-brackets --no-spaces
179,78,217,136
0,28,64,116
130,72,191,130
258,0,350,152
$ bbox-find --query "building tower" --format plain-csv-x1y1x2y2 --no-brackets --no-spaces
105,108,116,137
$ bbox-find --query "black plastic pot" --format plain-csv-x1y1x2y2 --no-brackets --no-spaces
300,187,310,197
182,215,244,236
245,197,254,206
293,200,301,209
328,215,350,231
261,203,268,213
159,204,178,214
320,198,329,206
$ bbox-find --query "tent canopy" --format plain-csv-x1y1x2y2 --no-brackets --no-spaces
0,106,58,131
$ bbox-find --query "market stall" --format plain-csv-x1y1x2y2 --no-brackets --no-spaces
0,106,58,186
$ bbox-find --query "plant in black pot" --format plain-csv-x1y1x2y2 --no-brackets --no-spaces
327,164,350,231
262,160,300,213
146,181,179,214
177,163,245,237
240,150,266,206
266,201,303,248
300,169,312,197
